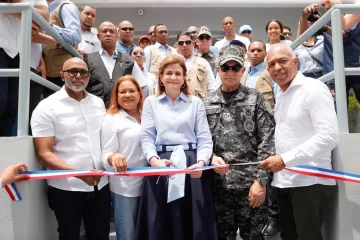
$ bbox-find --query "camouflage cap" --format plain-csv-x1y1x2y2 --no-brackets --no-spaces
197,26,212,38
218,44,245,67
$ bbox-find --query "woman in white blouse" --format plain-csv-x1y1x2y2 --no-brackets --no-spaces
265,19,292,52
101,75,147,240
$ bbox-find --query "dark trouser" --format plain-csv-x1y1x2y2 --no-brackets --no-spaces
0,48,19,136
303,71,323,79
326,75,360,105
47,184,111,240
274,184,336,240
213,188,267,240
43,76,63,98
28,68,43,135
267,172,279,221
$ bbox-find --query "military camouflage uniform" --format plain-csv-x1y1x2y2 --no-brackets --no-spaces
194,48,217,76
204,84,275,240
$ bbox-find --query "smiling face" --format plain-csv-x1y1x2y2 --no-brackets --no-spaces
159,63,185,93
267,21,282,42
267,45,299,91
117,80,141,113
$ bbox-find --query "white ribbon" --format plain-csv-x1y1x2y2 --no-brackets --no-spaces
167,145,187,203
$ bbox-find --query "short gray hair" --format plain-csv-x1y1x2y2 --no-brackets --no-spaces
267,43,296,59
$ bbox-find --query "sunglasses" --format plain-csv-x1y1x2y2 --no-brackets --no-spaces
178,40,192,46
148,31,153,36
283,32,292,36
198,35,211,41
241,30,252,34
220,64,242,72
133,51,145,56
62,68,90,78
121,27,134,32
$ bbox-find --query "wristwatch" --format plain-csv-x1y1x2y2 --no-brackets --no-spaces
255,178,268,186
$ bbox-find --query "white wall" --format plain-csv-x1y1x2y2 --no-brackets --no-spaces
93,7,304,43
0,137,57,240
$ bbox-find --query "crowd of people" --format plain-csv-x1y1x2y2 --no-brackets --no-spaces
1,0,360,240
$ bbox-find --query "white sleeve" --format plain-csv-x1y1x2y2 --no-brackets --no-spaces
143,46,152,72
131,62,148,87
101,116,120,170
30,101,55,137
205,60,217,93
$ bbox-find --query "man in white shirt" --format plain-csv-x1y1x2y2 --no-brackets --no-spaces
214,16,250,51
260,44,338,240
78,6,101,54
0,0,49,136
31,57,110,240
84,21,148,107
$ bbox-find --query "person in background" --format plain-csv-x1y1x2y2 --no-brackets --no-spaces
31,57,110,240
143,24,178,75
261,43,338,240
265,19,292,52
239,24,253,42
136,56,217,240
176,31,217,99
215,16,251,51
0,0,49,137
0,163,30,187
116,20,136,55
341,0,360,30
101,75,147,240
148,25,156,44
130,46,157,96
295,12,324,79
84,21,148,107
78,6,101,54
282,26,292,41
205,44,274,240
187,25,198,41
138,35,151,49
195,26,217,77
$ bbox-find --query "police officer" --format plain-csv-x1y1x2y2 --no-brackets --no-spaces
204,45,275,240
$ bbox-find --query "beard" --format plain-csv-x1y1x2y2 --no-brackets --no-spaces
64,78,89,92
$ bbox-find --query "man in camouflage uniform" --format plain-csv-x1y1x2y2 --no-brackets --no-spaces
195,26,217,77
204,45,275,240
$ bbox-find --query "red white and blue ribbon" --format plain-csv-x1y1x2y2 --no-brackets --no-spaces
4,163,360,201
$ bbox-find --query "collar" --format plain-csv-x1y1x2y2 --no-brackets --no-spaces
207,84,248,104
155,42,170,50
278,71,303,93
158,92,188,102
100,48,118,58
57,86,89,101
117,40,135,49
249,62,265,73
119,109,129,118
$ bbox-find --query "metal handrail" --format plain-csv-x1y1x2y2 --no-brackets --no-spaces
290,4,360,134
0,3,82,136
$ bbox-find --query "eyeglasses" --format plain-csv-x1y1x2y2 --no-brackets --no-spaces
283,32,292,36
133,51,145,56
148,31,154,36
220,64,242,72
198,35,211,41
241,30,252,34
62,68,90,78
121,27,134,32
177,40,192,46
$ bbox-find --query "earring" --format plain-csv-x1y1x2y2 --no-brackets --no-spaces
181,83,185,89
160,81,164,86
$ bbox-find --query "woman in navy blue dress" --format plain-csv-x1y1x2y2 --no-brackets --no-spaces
135,56,217,240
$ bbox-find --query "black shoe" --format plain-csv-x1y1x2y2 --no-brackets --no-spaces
262,217,280,237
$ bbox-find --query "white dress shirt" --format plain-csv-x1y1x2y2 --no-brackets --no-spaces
183,54,217,93
143,42,175,72
101,110,148,197
31,87,108,192
142,68,157,95
0,0,47,61
272,72,338,188
214,34,251,51
99,48,147,87
78,31,101,54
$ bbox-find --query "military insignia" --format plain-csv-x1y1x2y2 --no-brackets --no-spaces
244,119,255,132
